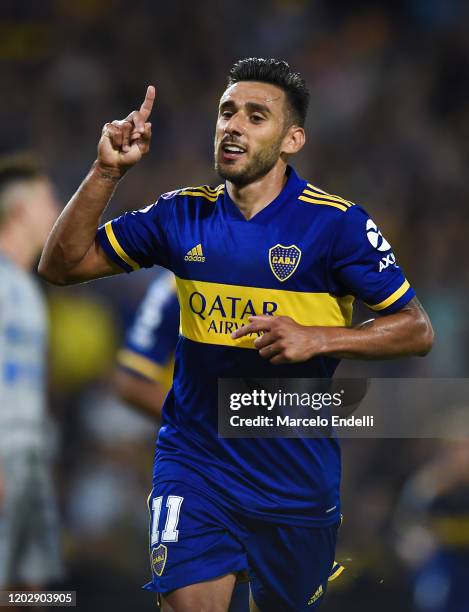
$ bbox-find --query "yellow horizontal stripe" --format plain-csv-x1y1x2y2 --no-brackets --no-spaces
328,564,345,582
197,184,224,195
183,185,225,198
117,349,164,382
105,222,140,270
179,190,219,198
306,183,355,207
366,280,410,311
179,190,220,202
307,183,354,205
180,183,223,192
302,189,353,208
176,276,353,350
298,195,348,212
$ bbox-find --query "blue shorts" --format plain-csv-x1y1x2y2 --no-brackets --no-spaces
143,480,339,611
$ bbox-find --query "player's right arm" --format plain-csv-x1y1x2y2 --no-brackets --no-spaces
38,86,155,285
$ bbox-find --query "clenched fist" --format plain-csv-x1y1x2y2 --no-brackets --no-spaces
97,85,155,176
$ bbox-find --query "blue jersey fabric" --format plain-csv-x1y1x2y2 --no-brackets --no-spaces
98,166,415,527
116,270,179,385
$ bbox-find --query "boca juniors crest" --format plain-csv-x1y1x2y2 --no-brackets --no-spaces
269,244,302,282
151,544,168,577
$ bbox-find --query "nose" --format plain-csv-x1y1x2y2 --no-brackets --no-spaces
224,112,244,137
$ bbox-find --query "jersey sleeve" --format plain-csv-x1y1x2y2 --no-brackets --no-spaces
116,272,180,382
329,206,415,314
96,195,174,272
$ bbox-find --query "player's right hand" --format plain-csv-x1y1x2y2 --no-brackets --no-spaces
97,85,155,175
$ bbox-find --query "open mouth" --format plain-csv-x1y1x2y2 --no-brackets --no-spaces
221,143,246,161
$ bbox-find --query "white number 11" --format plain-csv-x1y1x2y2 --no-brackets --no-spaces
151,495,184,545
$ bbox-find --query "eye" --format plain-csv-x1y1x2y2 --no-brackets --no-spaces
221,110,232,119
251,114,264,123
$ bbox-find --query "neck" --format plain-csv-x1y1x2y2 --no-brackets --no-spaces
226,161,288,220
0,224,36,270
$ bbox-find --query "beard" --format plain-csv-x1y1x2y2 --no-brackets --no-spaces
214,139,283,187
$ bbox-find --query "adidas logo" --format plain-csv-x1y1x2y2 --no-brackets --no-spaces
184,243,205,262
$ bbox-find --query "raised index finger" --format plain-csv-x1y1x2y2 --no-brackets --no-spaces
139,85,156,121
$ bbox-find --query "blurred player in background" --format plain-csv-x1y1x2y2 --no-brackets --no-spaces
113,269,179,419
39,58,433,611
0,155,63,590
395,409,469,612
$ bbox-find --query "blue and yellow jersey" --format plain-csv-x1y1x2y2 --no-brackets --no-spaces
97,166,415,527
116,270,179,392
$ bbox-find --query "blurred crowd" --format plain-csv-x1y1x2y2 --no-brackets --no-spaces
1,0,468,609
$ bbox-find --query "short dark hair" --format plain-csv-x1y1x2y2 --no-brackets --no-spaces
0,153,44,194
227,58,309,127
0,153,44,222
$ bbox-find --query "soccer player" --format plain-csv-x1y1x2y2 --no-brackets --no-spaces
113,270,179,419
0,155,63,590
39,58,434,611
395,428,469,611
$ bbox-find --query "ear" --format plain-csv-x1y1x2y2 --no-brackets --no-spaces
281,125,305,155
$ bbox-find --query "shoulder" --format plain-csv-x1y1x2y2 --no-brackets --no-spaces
147,184,224,222
296,181,357,216
127,184,224,224
295,182,374,236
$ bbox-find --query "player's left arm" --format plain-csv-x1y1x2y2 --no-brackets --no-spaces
233,206,434,364
231,297,433,364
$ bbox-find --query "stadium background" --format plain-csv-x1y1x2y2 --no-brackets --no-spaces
1,0,468,610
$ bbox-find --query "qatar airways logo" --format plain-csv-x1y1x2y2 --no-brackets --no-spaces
188,291,278,335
